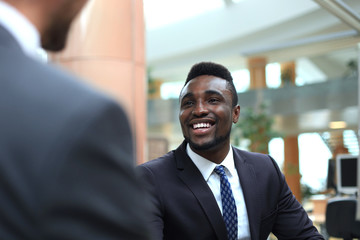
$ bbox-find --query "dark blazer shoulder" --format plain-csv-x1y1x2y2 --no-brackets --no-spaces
233,147,281,174
139,141,187,169
233,146,271,161
139,149,176,169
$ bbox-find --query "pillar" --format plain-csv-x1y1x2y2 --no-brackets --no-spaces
248,57,267,89
246,57,270,154
148,79,163,100
330,131,349,158
51,0,147,164
281,61,301,201
284,135,302,201
280,61,296,86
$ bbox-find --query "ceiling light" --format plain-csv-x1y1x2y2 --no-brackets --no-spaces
329,121,347,129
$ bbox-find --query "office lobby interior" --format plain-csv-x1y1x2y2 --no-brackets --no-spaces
50,0,360,239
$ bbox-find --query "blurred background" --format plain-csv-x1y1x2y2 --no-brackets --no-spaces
143,0,359,198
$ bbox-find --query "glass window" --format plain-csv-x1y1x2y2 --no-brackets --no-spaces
232,69,250,93
266,63,281,88
298,133,332,191
160,81,183,99
295,58,326,86
269,137,284,170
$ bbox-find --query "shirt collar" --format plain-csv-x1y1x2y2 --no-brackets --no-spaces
0,1,41,58
186,143,235,181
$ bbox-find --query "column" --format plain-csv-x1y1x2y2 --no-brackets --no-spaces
280,61,296,86
51,0,146,164
330,131,348,158
281,61,301,201
248,57,267,89
284,135,302,201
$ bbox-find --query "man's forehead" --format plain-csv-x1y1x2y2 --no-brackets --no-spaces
180,76,229,98
185,75,227,88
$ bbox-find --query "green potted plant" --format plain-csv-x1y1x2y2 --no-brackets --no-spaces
232,103,281,154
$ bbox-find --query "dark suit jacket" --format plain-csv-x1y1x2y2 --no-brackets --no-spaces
0,25,149,239
137,141,324,240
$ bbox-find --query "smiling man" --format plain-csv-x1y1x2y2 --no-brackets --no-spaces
179,74,239,162
137,62,324,240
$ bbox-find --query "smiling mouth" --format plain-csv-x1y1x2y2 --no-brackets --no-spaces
192,122,212,129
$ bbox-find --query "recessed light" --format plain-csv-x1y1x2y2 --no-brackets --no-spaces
329,121,347,129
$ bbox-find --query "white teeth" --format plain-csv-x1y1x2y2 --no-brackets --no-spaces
193,123,211,129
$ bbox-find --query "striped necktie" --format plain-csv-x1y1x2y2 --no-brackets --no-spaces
214,165,238,240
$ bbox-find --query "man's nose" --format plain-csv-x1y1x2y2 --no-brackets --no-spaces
192,101,209,117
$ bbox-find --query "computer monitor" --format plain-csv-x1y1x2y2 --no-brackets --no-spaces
336,154,358,195
326,158,336,191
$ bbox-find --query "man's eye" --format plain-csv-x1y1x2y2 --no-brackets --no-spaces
208,98,219,103
182,101,194,107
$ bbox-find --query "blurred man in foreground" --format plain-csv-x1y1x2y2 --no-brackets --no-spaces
0,0,149,239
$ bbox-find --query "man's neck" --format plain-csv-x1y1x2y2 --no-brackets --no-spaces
190,143,231,164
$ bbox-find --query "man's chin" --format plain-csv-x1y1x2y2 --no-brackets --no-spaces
185,132,230,151
41,22,71,52
186,138,217,151
41,39,66,52
190,142,214,151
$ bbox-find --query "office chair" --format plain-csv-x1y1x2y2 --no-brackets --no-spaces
325,197,360,240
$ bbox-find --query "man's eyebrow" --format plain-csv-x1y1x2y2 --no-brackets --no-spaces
180,90,224,101
205,90,223,97
180,92,194,101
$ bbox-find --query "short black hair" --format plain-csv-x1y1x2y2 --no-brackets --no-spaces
184,62,238,106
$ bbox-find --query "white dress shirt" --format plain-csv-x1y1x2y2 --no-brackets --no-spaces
0,0,44,60
187,144,251,240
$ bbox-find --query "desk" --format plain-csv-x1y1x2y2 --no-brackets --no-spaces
309,195,330,224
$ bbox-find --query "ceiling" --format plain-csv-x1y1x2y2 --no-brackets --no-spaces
143,0,360,83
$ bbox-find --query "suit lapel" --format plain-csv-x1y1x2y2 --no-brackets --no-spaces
233,147,261,240
174,142,228,240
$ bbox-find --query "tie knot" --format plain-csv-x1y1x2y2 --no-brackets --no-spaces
214,165,226,177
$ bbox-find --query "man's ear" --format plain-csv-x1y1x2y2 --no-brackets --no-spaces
232,105,240,123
